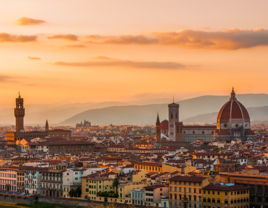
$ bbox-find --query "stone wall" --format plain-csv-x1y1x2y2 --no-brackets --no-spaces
39,196,145,208
0,194,34,205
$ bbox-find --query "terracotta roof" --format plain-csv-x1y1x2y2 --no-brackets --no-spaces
203,184,249,191
244,129,255,136
169,176,208,182
161,120,169,130
143,185,167,189
217,94,250,121
218,130,230,136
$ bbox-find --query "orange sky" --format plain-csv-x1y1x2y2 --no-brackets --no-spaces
1,0,268,107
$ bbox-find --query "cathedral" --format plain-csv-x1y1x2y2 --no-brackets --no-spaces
214,88,255,141
155,88,255,143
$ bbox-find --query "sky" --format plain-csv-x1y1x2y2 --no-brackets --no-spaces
1,0,268,107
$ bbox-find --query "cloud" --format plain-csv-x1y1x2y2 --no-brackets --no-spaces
85,28,268,50
86,34,158,45
64,44,85,48
0,75,18,83
16,17,46,26
48,34,78,41
28,56,41,60
0,33,37,42
52,56,186,69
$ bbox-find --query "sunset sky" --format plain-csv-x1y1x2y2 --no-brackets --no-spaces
1,0,268,107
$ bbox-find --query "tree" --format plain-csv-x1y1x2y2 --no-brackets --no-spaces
69,189,75,197
75,187,81,197
112,177,120,193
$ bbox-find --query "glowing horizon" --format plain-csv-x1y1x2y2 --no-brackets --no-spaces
1,0,268,107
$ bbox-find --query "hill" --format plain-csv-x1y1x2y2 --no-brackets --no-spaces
61,94,268,125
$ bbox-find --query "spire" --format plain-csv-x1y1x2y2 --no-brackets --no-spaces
45,119,49,132
156,112,160,125
173,95,174,103
18,92,21,99
230,87,237,101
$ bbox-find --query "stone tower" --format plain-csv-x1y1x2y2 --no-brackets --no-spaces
168,99,179,141
45,119,49,132
155,113,161,143
14,92,25,132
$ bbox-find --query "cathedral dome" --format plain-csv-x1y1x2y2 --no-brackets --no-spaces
161,120,169,130
217,89,250,122
217,88,250,130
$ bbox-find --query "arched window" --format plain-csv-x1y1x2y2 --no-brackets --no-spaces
212,198,215,203
170,194,173,199
175,113,178,119
193,131,195,134
208,198,211,202
217,199,220,203
202,131,204,134
171,113,173,119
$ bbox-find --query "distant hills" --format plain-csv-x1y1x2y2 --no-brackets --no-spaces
61,94,268,125
184,105,268,123
1,94,268,125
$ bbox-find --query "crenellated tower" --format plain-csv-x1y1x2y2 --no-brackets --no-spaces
14,92,25,132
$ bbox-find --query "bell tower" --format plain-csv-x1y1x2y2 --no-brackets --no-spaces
168,97,179,141
14,92,25,132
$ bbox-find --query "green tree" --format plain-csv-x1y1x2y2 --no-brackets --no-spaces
112,177,120,194
75,187,81,197
69,189,75,197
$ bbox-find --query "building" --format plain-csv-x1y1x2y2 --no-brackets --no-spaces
169,176,209,208
76,120,91,128
215,88,255,142
143,185,169,207
202,183,250,208
168,101,179,141
214,159,240,172
14,92,25,133
48,141,95,155
40,163,66,197
0,166,18,192
219,172,268,208
24,167,44,195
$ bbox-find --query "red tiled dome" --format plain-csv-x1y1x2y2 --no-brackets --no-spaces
217,89,250,122
161,120,169,130
244,129,255,136
218,129,230,136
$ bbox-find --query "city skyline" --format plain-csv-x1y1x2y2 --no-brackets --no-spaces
1,0,268,107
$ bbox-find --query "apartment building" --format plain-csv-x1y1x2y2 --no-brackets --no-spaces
169,176,209,208
0,166,18,192
202,183,250,208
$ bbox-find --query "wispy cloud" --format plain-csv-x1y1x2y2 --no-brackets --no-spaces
64,44,85,48
85,28,268,50
53,56,186,70
28,56,41,60
48,34,78,41
16,17,46,26
0,75,18,83
0,33,37,42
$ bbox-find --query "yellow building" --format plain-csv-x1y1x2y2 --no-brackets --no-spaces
169,176,209,208
162,164,197,174
118,180,148,204
202,184,250,208
132,169,148,183
132,162,162,172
